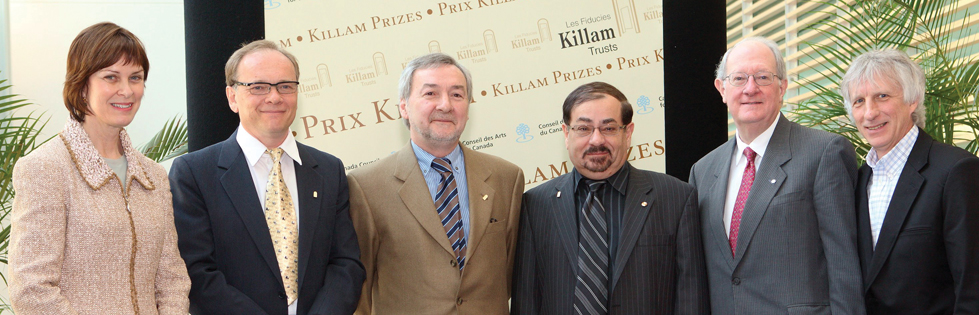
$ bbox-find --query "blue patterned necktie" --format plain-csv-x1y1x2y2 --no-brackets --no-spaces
574,179,609,315
432,157,467,270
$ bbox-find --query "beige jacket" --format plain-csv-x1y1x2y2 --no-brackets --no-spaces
349,144,524,315
9,119,190,315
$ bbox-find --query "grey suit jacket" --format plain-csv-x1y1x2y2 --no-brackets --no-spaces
688,115,864,315
512,164,709,314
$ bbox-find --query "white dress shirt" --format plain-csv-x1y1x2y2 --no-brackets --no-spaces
865,126,918,248
235,125,302,314
724,117,779,236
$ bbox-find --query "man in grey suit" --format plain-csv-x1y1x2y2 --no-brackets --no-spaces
512,82,709,315
688,37,865,314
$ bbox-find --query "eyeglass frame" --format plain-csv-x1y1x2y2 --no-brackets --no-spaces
721,71,781,87
233,81,301,95
566,124,629,137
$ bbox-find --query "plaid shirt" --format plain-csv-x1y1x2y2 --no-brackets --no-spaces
865,126,919,248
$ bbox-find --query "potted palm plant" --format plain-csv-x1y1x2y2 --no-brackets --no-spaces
790,0,979,162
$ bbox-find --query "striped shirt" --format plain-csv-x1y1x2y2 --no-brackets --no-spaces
865,126,919,248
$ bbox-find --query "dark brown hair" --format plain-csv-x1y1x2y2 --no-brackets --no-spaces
562,81,633,125
63,22,149,122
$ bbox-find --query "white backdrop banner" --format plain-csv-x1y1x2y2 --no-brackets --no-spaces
265,0,665,189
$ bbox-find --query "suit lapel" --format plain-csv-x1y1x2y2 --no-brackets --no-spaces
707,138,737,270
294,144,322,289
461,147,494,263
733,117,790,265
394,144,456,256
855,165,875,285
865,132,930,288
217,134,283,287
553,173,579,268
611,167,653,292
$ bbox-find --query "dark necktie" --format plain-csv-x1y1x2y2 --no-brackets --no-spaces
730,147,756,257
432,158,467,270
574,179,608,315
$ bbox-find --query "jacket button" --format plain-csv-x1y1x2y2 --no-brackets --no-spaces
278,292,286,299
732,277,741,285
457,297,464,305
451,260,458,267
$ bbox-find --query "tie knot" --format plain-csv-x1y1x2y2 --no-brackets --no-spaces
267,148,284,163
585,179,606,192
432,158,453,175
743,147,757,160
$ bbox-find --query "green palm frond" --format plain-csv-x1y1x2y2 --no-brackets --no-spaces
790,0,979,162
139,116,188,163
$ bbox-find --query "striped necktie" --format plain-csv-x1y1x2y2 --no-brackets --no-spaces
432,157,467,270
264,148,299,304
574,179,608,315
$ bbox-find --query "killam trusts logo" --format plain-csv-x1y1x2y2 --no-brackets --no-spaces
265,0,281,9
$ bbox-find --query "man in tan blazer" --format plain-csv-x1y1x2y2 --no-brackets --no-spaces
348,53,524,315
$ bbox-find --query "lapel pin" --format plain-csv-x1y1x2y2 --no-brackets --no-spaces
556,191,562,198
641,201,648,207
313,191,318,198
770,179,776,184
482,194,488,200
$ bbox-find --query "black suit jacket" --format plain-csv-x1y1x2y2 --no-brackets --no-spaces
170,132,365,315
511,164,709,314
857,130,979,314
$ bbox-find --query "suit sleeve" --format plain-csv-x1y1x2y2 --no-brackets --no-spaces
348,174,378,315
8,157,80,315
153,178,192,315
675,187,710,315
942,156,979,313
510,195,537,315
505,168,525,296
169,157,269,314
813,136,866,315
308,161,365,314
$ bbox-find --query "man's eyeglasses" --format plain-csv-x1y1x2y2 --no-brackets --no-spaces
722,71,779,87
234,81,300,95
568,124,627,137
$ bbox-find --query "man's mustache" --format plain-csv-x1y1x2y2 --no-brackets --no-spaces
583,146,610,156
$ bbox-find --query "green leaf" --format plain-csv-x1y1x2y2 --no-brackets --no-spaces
139,116,189,163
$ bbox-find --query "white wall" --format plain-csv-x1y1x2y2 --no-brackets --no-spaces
9,0,187,148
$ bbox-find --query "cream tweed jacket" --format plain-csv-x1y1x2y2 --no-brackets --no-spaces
9,119,190,314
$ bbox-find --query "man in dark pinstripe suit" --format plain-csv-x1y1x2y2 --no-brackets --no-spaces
511,82,709,315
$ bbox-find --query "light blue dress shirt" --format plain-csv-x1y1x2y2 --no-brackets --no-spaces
865,126,918,248
411,141,472,239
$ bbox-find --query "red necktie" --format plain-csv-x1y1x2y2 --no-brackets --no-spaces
730,147,756,257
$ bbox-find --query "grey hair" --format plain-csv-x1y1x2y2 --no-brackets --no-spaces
715,37,786,82
840,49,926,129
398,53,473,127
225,40,300,86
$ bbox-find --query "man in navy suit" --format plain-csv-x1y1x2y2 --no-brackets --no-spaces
841,49,979,314
170,40,365,315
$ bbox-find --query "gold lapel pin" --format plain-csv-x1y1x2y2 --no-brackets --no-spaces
641,201,648,207
482,194,488,200
556,191,562,198
313,191,318,198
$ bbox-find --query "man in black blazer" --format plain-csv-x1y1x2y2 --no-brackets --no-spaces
511,82,708,314
841,49,979,314
170,40,365,315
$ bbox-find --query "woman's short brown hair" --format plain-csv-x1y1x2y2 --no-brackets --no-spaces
63,22,149,122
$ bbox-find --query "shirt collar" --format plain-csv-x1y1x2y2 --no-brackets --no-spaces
411,140,463,174
865,126,918,175
734,115,779,164
235,124,303,167
573,162,631,195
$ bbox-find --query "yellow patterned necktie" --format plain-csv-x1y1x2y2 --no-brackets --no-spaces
265,148,299,305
